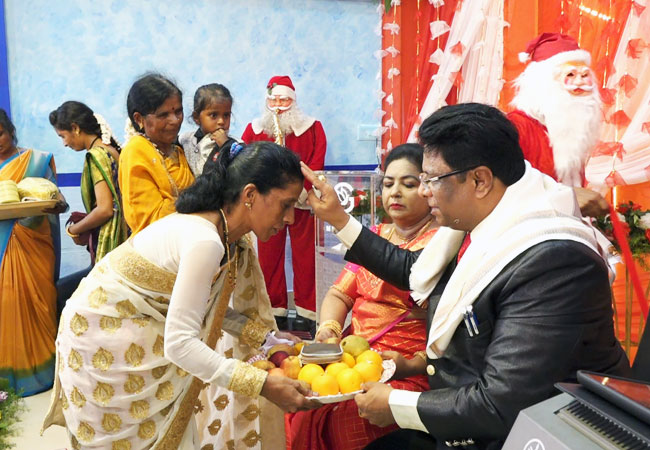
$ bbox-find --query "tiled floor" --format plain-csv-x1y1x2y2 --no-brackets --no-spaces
9,389,69,450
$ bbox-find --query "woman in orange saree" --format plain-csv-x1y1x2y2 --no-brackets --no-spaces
286,144,437,450
0,109,63,396
119,73,194,234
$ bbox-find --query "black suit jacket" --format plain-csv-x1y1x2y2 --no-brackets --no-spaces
346,226,631,449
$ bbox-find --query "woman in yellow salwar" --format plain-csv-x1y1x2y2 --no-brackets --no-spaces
43,141,319,450
49,101,127,263
119,73,195,234
0,109,66,396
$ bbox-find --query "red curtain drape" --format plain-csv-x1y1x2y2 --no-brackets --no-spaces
380,0,460,152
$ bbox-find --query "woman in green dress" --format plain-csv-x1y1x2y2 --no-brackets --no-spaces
49,101,127,263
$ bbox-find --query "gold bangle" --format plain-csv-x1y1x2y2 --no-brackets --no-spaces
413,351,427,362
317,319,342,337
65,224,80,238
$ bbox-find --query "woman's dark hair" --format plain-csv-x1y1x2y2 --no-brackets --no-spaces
418,103,525,186
0,108,17,144
49,101,120,150
192,83,233,117
127,73,182,133
383,143,424,172
176,141,303,213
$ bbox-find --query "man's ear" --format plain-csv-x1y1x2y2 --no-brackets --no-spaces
471,167,494,199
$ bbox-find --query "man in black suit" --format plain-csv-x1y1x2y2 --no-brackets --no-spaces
301,103,630,449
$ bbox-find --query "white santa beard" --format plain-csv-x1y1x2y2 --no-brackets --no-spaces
511,61,603,187
259,106,310,137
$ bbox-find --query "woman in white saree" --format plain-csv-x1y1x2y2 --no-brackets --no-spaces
42,141,318,449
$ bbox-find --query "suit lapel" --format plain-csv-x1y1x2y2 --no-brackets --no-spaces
427,260,456,328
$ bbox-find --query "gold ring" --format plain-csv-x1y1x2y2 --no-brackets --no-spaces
317,175,327,182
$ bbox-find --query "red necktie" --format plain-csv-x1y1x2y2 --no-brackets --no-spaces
457,233,471,262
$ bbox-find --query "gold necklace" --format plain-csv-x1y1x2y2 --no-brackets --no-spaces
386,217,434,245
218,208,237,287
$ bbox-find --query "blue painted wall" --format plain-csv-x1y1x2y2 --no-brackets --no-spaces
3,0,381,277
3,0,381,173
0,0,10,115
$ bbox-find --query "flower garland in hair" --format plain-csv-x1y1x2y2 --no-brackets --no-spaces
123,117,141,143
229,142,243,160
93,113,119,146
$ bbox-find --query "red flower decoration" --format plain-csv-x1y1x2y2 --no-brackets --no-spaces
632,1,646,16
618,204,631,214
451,41,464,57
626,39,646,60
646,229,650,242
617,74,638,97
599,87,618,106
608,110,631,129
642,122,650,135
605,170,627,187
593,141,625,159
451,70,464,87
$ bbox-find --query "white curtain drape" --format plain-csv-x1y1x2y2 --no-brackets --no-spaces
407,0,505,142
586,5,650,187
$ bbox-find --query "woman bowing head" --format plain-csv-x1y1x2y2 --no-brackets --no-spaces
44,141,317,450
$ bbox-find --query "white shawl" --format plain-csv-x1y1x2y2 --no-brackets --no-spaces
409,163,607,359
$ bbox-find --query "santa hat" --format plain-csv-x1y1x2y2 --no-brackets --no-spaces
266,75,296,100
518,32,591,67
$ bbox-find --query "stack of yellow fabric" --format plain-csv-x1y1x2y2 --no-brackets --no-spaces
16,177,58,201
0,180,20,204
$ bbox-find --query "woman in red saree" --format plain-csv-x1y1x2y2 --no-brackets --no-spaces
287,144,436,449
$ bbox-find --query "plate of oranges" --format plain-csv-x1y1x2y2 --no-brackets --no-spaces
300,348,396,404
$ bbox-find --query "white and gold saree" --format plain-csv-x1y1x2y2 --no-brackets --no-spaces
42,214,278,450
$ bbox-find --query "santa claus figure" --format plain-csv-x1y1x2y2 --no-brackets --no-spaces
508,32,608,216
242,75,326,332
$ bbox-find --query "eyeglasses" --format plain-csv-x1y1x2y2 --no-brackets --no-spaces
418,166,478,190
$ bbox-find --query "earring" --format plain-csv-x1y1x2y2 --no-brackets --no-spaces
245,202,252,211
453,218,460,224
75,130,80,136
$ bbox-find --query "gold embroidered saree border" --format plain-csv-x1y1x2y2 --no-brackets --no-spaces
227,360,267,398
109,242,176,294
240,319,272,349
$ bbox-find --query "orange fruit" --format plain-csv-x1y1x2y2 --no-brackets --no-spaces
311,373,339,396
353,361,382,383
341,352,356,368
325,362,349,378
298,363,325,385
268,367,286,377
336,368,363,394
355,350,383,367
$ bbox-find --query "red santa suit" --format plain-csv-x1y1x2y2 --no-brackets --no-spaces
242,76,326,320
507,110,559,182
